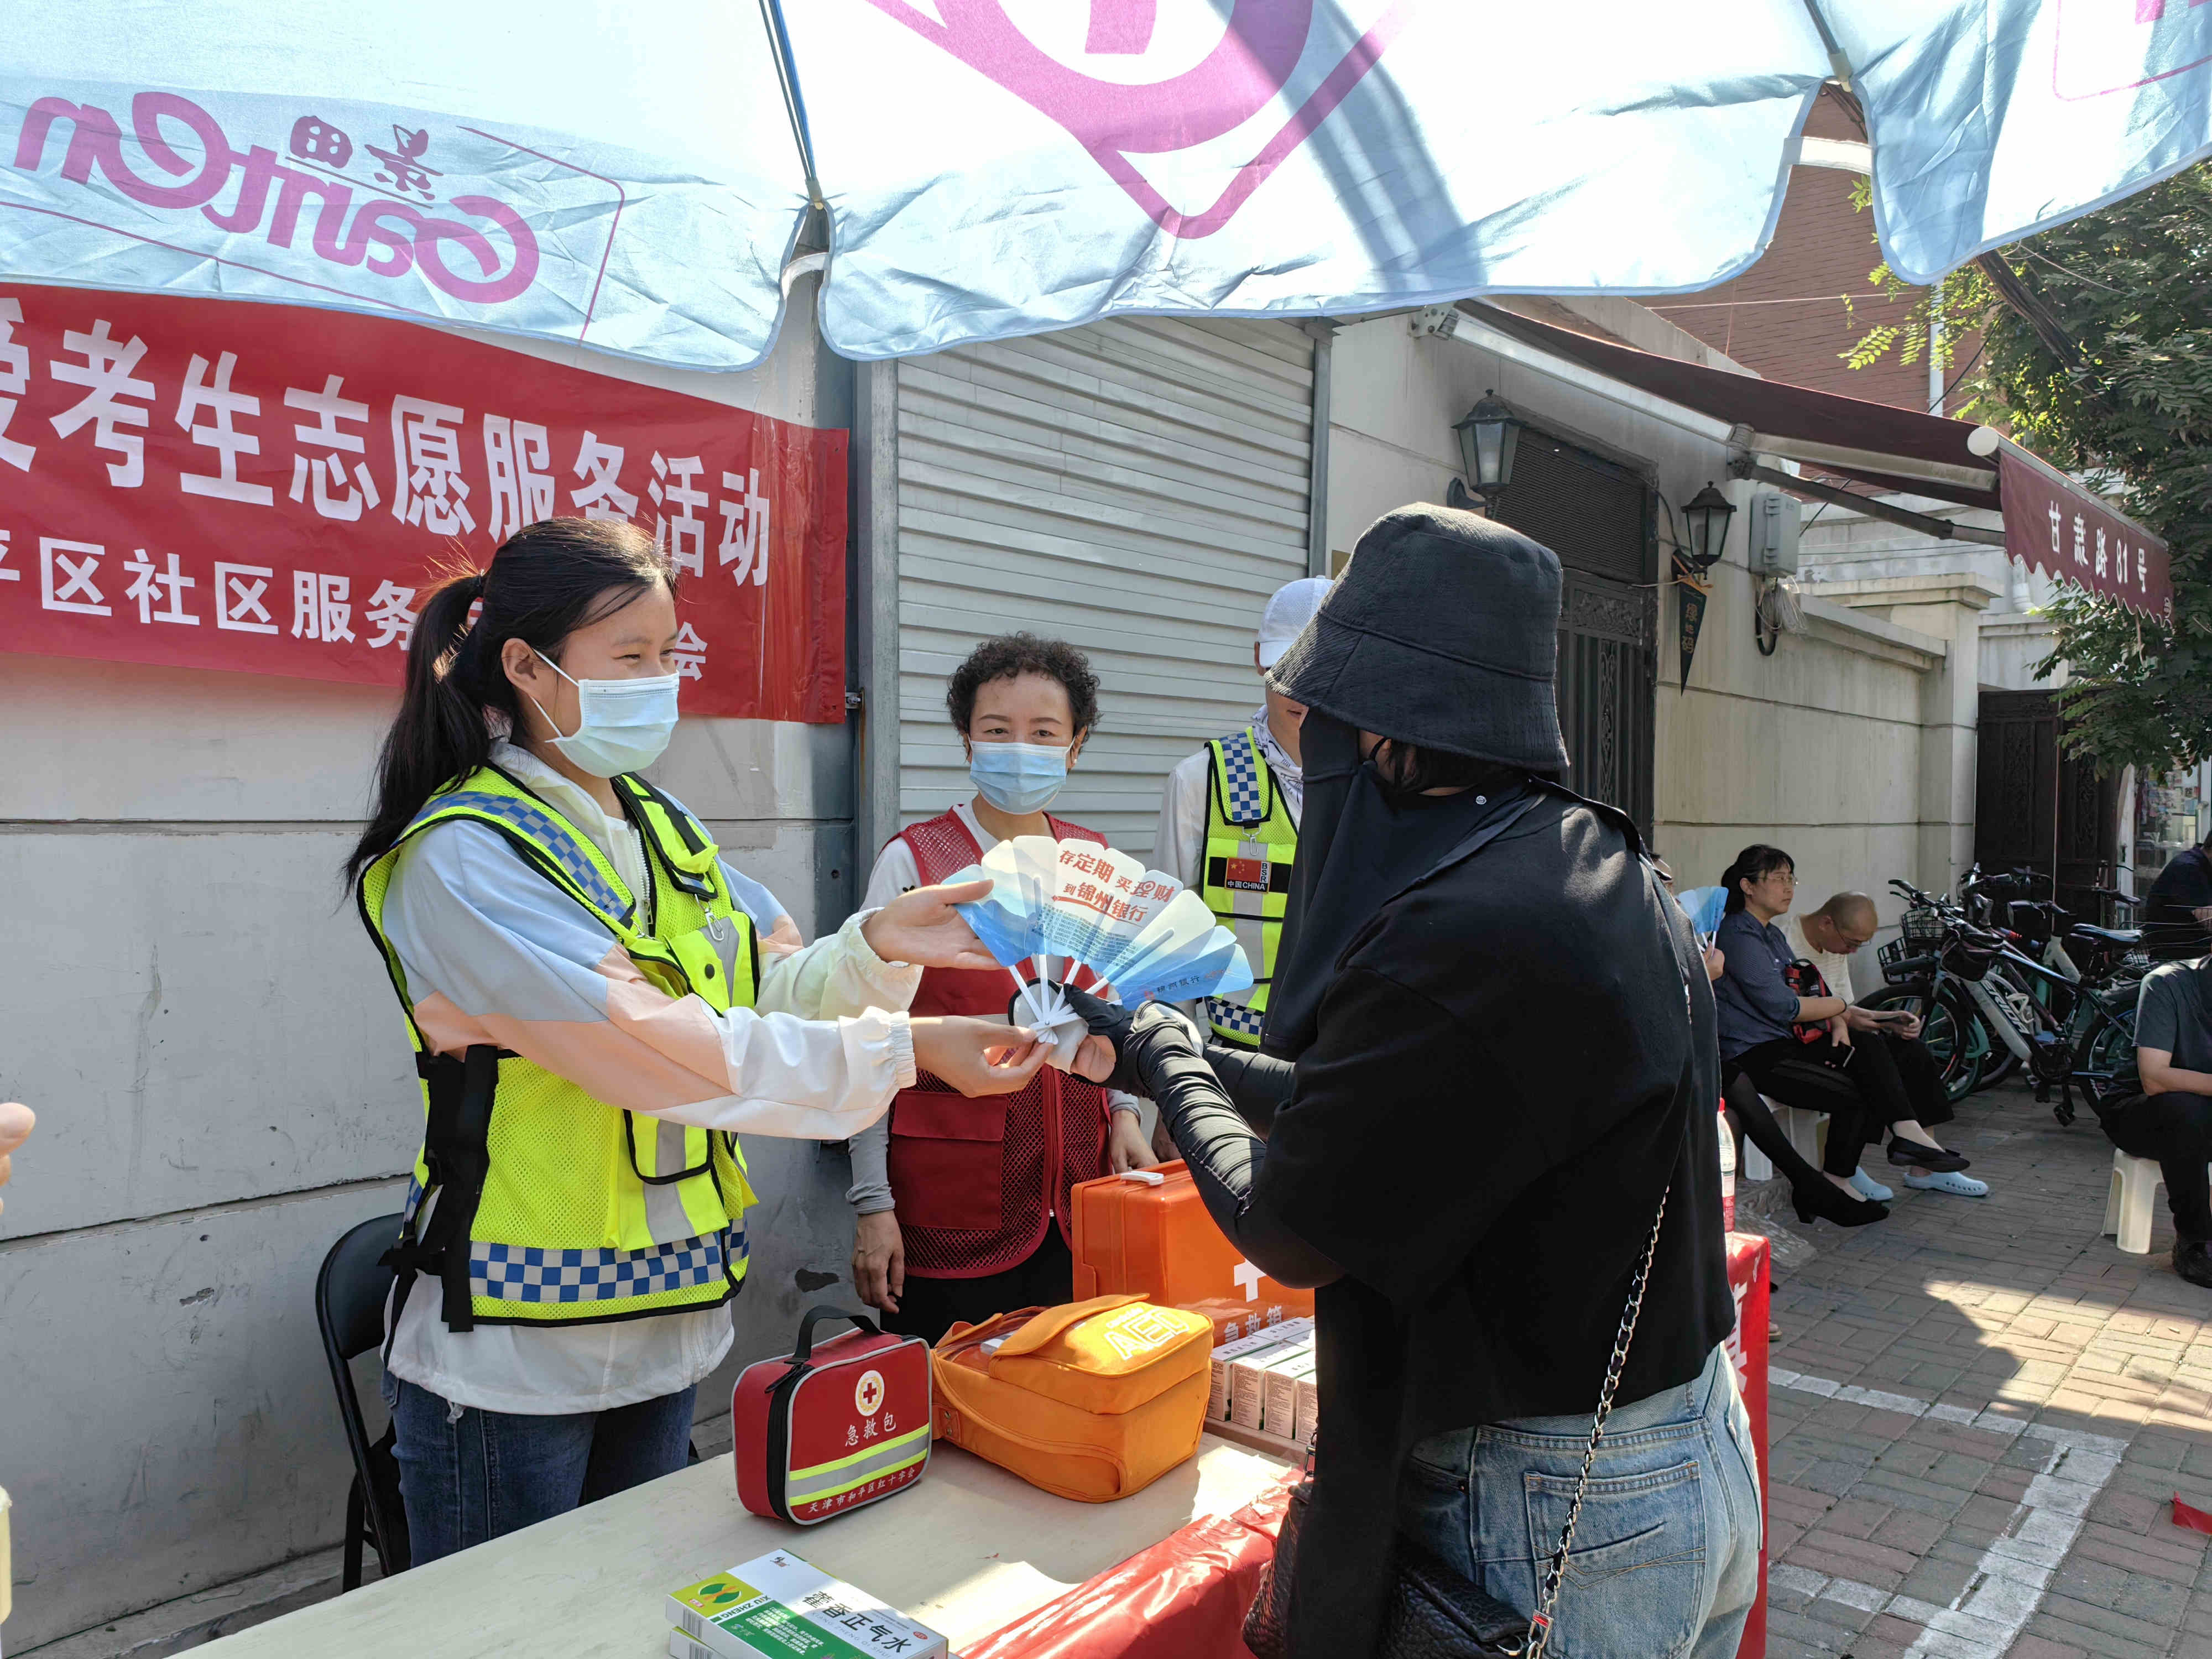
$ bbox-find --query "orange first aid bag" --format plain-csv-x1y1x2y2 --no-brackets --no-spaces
931,1294,1213,1503
1069,1162,1315,1321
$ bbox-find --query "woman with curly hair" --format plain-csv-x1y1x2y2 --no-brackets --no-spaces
848,633,1158,1340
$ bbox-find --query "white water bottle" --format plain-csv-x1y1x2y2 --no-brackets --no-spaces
1717,1100,1737,1232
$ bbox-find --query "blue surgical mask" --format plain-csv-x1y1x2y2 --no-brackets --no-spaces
969,741,1070,815
529,654,681,778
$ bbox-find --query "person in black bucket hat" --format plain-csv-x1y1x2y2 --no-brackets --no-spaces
1267,503,1572,775
1065,504,1758,1659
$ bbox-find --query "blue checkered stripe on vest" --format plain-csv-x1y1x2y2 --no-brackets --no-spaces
1221,733,1266,824
468,1229,744,1303
1205,995,1266,1037
417,791,629,919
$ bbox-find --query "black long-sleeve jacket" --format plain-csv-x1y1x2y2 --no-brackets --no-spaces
1098,789,1733,1659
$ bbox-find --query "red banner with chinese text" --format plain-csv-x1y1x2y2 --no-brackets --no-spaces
0,284,847,720
1999,446,2172,622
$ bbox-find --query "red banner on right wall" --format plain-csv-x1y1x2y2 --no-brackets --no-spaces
1999,447,2173,620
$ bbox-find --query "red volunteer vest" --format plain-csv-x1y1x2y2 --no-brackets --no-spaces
888,808,1113,1279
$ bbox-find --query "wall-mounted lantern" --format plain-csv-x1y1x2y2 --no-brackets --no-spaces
1679,481,1736,573
1446,390,1520,512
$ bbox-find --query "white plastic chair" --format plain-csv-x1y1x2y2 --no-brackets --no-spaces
2104,1151,2165,1255
1736,1097,1824,1182
1774,1102,1825,1166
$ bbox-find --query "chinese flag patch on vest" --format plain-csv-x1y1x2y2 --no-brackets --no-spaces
1224,857,1269,891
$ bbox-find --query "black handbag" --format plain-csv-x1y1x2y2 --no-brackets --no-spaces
1241,1186,1674,1659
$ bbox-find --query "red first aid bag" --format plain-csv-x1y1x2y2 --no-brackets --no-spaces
732,1306,932,1525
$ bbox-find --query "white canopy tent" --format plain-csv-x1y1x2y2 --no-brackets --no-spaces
2,1,2206,371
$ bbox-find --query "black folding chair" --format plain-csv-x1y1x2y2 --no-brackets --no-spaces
315,1212,412,1589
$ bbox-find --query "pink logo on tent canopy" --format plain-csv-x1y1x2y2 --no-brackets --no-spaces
2053,0,2212,99
863,0,1416,239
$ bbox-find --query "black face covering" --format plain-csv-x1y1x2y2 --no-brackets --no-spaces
1261,712,1531,1058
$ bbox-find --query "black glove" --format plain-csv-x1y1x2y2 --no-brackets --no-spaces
1056,984,1136,1092
1060,985,1202,1098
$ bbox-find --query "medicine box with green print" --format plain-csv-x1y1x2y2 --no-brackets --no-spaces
666,1553,948,1659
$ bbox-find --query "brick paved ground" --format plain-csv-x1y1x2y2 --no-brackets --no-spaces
1759,1078,2212,1659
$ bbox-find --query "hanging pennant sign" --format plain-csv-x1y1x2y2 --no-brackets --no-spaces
0,284,848,721
1674,556,1712,691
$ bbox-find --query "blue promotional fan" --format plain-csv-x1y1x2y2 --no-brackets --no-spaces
1675,885,1728,940
945,837,1255,1066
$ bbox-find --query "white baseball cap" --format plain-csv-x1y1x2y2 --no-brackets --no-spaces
1256,576,1332,669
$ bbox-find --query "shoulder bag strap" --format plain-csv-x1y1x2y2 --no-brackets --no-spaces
1522,1167,1676,1658
1524,855,1705,1659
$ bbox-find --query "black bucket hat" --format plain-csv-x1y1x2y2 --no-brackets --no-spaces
1267,503,1571,771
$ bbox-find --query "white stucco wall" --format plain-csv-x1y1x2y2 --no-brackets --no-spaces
1798,499,2146,898
1797,500,2072,697
1323,308,1966,942
0,279,860,1650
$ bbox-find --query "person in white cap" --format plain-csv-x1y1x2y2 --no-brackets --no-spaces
1150,576,1331,1058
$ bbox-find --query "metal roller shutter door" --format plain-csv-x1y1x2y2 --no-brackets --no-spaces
895,317,1315,855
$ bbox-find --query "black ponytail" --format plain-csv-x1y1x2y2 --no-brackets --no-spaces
345,518,674,886
1720,843,1794,914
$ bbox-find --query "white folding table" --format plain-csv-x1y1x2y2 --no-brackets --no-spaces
191,1436,1288,1659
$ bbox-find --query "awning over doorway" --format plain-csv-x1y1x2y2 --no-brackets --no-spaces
1461,302,2174,620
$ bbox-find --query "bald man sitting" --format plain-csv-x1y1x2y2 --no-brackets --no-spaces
1788,893,1991,1200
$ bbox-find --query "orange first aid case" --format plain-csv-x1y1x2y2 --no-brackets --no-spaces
931,1294,1213,1503
1069,1162,1314,1321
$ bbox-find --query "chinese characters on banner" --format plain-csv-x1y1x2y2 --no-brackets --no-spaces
0,285,847,721
1996,446,2173,622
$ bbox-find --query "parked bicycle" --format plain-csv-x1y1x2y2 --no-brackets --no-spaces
1952,868,2146,1094
1859,874,2141,1125
1859,888,1991,1101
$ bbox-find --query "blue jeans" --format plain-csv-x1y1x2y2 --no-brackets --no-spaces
1399,1344,1761,1659
388,1378,697,1566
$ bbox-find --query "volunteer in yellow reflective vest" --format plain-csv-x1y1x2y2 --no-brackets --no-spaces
1151,577,1330,1079
346,518,1045,1564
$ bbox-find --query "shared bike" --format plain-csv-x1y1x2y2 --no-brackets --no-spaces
1858,871,2142,1124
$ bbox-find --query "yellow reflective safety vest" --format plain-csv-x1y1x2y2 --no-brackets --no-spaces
1199,729,1298,1047
358,765,759,1331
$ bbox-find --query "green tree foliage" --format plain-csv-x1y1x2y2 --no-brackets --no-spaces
1846,164,2212,768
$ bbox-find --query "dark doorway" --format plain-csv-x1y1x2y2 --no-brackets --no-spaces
1498,428,1658,831
2057,749,2121,922
1974,689,2119,920
1555,572,1657,831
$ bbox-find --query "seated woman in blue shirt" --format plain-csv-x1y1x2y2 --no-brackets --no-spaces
1714,844,1968,1227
